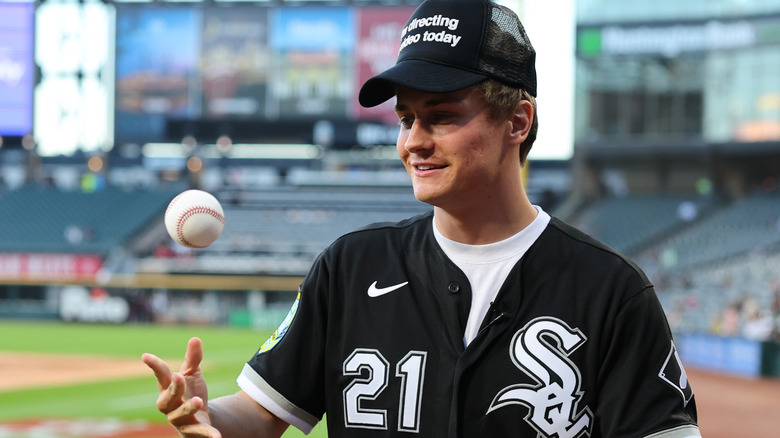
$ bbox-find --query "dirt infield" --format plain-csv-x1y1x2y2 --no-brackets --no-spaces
1,352,778,436
688,367,780,438
0,419,177,438
0,352,156,392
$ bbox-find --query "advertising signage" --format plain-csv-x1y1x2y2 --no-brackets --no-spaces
354,6,417,124
578,13,780,58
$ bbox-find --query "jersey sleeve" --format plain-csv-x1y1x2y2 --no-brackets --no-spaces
237,251,332,434
596,284,701,438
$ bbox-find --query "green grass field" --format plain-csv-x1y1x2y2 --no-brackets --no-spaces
0,320,327,437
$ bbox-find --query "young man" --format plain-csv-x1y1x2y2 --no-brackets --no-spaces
143,0,701,436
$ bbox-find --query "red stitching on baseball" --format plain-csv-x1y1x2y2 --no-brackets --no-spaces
166,191,187,216
176,205,225,248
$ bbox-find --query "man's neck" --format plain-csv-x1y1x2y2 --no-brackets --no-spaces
432,194,538,245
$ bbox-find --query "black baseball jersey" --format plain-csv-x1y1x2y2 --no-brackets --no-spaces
238,211,700,437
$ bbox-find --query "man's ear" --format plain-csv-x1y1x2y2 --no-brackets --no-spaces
508,100,534,145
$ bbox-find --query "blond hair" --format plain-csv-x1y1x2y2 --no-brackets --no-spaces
475,80,538,164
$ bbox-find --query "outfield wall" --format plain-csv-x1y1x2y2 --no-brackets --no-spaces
4,280,780,379
679,332,780,379
0,277,301,329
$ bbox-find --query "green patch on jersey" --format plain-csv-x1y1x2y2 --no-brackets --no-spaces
258,290,301,354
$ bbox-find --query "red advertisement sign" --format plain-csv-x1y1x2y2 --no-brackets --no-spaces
0,253,103,279
354,6,416,124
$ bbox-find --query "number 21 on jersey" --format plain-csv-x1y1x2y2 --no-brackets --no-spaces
343,349,428,433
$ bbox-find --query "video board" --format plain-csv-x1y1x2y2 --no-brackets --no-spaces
268,7,354,119
0,2,34,137
115,7,202,144
114,4,417,145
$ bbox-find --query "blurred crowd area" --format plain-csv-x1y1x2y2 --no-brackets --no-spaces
1,0,779,358
570,189,780,342
0,150,779,345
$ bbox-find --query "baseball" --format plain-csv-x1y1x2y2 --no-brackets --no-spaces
164,189,225,248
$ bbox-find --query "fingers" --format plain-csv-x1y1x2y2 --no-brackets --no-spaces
177,421,223,438
143,342,219,438
142,352,173,391
155,371,187,414
181,337,204,376
166,396,222,438
166,394,203,426
143,336,203,388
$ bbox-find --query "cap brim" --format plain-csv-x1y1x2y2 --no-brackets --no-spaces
358,59,488,108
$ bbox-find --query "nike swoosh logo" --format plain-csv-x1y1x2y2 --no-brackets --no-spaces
367,281,409,298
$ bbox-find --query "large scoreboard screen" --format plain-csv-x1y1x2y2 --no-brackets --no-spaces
0,2,34,137
114,3,417,145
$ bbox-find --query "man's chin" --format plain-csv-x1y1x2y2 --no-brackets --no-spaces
411,188,447,208
411,187,434,204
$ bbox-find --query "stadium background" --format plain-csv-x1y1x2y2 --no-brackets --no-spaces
1,0,779,436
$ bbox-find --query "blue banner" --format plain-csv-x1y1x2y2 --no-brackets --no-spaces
680,332,763,377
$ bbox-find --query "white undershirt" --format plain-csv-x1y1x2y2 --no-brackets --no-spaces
433,206,551,346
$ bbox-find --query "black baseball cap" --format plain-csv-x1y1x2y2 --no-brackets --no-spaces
358,0,537,108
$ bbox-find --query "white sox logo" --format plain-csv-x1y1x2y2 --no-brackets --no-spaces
488,317,593,438
659,340,694,407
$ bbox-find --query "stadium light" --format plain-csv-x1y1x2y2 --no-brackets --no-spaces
87,155,104,173
216,135,233,154
187,156,203,173
21,134,35,151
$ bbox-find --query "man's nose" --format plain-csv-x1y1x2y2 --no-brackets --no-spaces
402,122,433,154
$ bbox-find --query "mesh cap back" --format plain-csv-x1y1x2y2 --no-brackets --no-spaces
480,3,537,96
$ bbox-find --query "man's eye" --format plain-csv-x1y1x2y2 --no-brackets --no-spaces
398,116,413,128
433,112,453,123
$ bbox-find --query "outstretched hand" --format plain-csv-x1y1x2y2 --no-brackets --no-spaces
143,337,221,438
